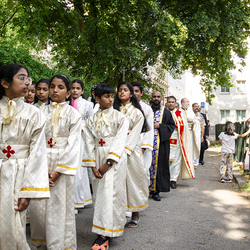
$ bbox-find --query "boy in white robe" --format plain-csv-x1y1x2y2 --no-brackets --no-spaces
83,84,129,250
72,79,93,213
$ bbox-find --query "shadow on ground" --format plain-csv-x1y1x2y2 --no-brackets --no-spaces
27,147,250,250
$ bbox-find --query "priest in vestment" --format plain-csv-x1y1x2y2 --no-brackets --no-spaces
180,98,201,169
149,91,175,201
166,96,195,189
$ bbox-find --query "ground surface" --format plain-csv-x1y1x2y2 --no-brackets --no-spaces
27,147,250,249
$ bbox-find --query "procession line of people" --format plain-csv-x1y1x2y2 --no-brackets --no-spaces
0,63,206,250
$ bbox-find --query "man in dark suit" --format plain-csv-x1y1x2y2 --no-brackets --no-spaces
199,106,209,165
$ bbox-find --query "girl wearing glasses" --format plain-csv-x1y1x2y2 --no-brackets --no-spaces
0,64,50,250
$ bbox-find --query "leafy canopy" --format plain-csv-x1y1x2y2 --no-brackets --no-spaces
1,0,250,103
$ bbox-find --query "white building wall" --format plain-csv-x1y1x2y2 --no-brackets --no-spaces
208,39,250,127
167,71,207,111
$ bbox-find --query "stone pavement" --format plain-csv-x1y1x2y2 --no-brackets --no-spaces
27,147,250,249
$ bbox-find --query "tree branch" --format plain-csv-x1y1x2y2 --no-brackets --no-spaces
0,9,18,34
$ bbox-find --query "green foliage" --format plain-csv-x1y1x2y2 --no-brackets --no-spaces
1,0,250,103
0,42,91,96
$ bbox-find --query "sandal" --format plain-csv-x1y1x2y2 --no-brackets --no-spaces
127,213,140,228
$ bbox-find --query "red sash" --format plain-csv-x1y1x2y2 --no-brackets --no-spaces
175,109,194,179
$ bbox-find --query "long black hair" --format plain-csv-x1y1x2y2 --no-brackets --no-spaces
224,121,235,136
113,81,149,133
48,74,72,105
72,79,85,98
0,64,29,99
34,78,49,104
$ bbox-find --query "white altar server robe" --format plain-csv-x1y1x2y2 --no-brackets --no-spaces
83,107,129,237
30,102,81,250
120,103,148,212
75,96,93,208
0,96,50,250
139,101,154,184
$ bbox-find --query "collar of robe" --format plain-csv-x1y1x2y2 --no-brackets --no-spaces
152,104,161,112
120,102,132,115
2,96,24,125
37,100,47,109
51,102,64,144
96,107,111,131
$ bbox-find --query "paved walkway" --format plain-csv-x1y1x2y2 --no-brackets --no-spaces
27,147,250,249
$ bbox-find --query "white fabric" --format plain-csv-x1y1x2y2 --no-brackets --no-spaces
74,96,93,208
30,102,81,250
0,96,50,250
169,109,195,181
218,132,238,153
121,103,148,212
83,107,129,237
139,101,154,185
192,114,201,165
34,100,47,109
169,128,182,181
93,103,100,113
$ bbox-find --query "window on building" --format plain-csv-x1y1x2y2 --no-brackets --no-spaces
236,80,246,93
220,110,230,123
236,110,246,122
220,87,230,93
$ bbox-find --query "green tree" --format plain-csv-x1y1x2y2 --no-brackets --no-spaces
1,0,250,103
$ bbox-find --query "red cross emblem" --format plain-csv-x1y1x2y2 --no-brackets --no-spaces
99,139,105,146
2,145,15,158
48,138,55,148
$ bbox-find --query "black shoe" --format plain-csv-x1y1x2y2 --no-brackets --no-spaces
171,181,177,189
200,161,204,165
152,192,161,201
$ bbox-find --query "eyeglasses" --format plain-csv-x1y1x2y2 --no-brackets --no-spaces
17,75,32,85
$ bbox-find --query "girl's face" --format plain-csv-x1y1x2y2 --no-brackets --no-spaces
49,77,70,103
118,84,132,103
36,82,49,102
96,93,114,110
72,82,84,100
1,68,30,100
25,85,36,103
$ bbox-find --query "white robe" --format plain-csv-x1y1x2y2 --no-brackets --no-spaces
83,107,129,237
169,109,195,181
74,96,93,208
34,100,47,109
0,96,50,250
139,101,154,185
121,103,148,212
181,108,200,167
30,102,81,250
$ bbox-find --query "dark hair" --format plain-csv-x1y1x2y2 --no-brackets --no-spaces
72,79,84,90
130,81,143,93
48,74,72,105
192,102,198,108
113,81,149,133
34,78,49,103
72,79,85,99
0,64,29,99
90,84,98,107
95,83,114,99
225,121,235,136
167,95,176,102
91,84,98,92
